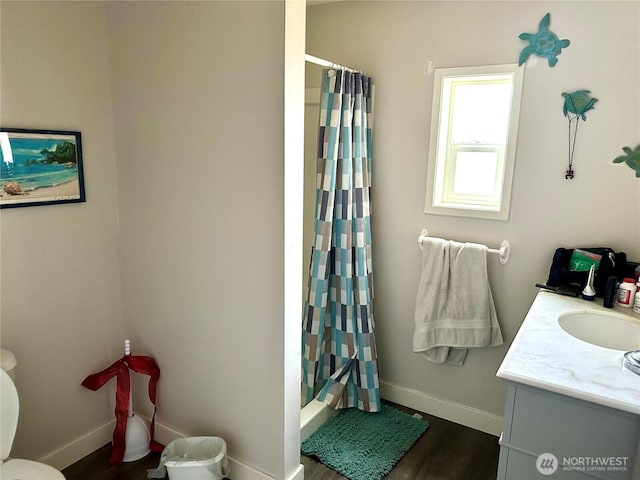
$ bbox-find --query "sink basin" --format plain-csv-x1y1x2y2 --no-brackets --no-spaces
558,311,640,351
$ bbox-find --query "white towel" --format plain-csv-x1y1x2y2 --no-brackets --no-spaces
413,238,503,365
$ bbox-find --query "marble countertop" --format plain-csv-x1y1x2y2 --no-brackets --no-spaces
497,290,640,415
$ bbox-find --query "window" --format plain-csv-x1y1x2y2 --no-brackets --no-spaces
425,64,524,220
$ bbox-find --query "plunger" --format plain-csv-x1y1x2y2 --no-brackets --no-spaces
122,339,151,462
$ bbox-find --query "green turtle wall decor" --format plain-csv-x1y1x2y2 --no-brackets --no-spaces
562,90,598,179
519,13,570,67
613,145,640,177
562,90,598,120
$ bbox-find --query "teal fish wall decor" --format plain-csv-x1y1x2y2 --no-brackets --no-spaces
519,13,570,67
613,145,640,177
562,90,598,120
561,90,598,179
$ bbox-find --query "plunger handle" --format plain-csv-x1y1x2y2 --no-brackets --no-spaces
124,339,133,417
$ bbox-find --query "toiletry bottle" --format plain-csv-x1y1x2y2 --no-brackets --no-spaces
616,278,637,308
633,290,640,314
603,276,618,308
581,264,596,301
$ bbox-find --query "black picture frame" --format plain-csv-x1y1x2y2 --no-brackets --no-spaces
0,128,86,209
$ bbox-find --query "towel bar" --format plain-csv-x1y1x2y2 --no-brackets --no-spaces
418,229,511,265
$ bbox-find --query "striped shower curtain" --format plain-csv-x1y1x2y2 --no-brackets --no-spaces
301,68,380,412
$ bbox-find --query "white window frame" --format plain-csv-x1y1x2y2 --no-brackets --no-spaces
425,64,524,220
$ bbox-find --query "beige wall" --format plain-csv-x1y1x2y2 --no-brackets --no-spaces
1,1,302,478
0,1,124,461
1,0,637,476
106,1,293,478
307,1,640,419
303,63,323,297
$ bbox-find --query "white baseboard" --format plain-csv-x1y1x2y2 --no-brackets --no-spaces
39,420,115,470
152,419,184,446
42,418,303,480
380,380,503,436
286,463,304,480
40,386,500,476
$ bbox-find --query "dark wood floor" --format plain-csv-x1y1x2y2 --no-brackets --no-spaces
62,445,165,480
63,402,499,480
303,402,499,480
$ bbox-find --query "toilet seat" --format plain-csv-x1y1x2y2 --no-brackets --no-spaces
1,458,66,479
1,369,67,479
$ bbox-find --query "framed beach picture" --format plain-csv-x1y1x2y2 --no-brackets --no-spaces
0,128,85,209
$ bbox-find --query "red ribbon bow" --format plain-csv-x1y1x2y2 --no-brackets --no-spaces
82,355,163,464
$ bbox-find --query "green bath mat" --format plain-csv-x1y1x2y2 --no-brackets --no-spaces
301,404,429,480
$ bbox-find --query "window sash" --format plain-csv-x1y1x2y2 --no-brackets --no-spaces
439,144,505,209
425,63,524,221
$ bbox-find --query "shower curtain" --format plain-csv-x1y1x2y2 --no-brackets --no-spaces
301,68,380,412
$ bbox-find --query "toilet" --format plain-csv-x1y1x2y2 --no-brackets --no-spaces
1,349,66,480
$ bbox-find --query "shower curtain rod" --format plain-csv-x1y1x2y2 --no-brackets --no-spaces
305,54,362,74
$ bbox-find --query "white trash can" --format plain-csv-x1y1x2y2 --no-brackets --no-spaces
147,436,230,480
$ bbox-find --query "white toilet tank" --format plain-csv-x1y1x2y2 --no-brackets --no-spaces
0,348,17,380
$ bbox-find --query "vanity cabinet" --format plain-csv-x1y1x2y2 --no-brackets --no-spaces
497,382,640,480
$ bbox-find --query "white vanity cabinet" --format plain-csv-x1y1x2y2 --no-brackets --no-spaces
496,291,640,480
497,382,639,480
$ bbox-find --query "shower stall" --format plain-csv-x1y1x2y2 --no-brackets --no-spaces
300,54,379,439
